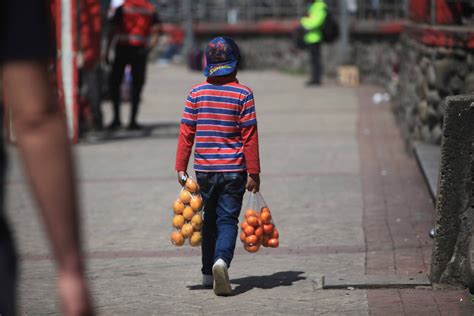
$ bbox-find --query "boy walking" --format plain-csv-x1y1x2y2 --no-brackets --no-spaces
175,37,261,296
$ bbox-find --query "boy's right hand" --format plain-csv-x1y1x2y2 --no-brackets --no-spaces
177,171,187,186
246,174,260,193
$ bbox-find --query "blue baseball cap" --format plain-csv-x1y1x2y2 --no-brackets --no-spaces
203,36,240,77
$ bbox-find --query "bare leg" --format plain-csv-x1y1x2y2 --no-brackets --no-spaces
2,61,93,316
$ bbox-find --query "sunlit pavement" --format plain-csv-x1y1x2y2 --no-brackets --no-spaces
7,64,473,314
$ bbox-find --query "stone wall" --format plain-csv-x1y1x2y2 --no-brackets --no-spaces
197,34,402,80
352,40,401,86
393,36,474,145
195,35,341,76
350,34,474,146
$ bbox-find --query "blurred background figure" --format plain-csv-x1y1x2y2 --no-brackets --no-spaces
347,0,358,15
158,26,185,66
300,0,328,86
106,0,162,130
0,1,93,315
108,0,124,17
78,0,103,135
369,0,381,18
446,0,474,25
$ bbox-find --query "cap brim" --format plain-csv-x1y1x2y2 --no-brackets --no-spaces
203,60,237,77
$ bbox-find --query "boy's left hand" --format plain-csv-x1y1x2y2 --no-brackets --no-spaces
246,174,260,193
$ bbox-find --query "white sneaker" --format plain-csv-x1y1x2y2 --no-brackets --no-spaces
212,259,232,296
202,274,213,288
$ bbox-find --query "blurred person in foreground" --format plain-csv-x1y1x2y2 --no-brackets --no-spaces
301,0,327,86
0,1,93,315
78,0,104,134
106,0,162,130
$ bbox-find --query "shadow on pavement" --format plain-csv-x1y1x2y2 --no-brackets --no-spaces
230,271,306,295
187,284,213,291
186,271,306,295
80,122,179,144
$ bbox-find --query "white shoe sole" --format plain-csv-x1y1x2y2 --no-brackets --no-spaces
212,264,232,296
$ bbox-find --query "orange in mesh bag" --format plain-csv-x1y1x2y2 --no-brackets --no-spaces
240,192,279,253
170,176,203,247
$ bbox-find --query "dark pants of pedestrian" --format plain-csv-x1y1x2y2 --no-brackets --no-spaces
309,43,322,84
0,109,17,316
109,44,148,127
0,216,16,316
196,172,247,276
80,64,103,130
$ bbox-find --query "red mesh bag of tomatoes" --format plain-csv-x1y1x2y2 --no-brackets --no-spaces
240,192,279,253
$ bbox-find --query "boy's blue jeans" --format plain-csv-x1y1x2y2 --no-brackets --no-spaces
195,171,247,275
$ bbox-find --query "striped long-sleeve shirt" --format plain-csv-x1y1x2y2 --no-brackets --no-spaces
175,76,260,173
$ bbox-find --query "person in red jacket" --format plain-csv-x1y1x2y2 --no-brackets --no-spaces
175,37,261,296
106,0,162,130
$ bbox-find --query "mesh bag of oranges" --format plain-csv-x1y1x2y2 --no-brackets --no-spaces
170,176,203,247
240,192,279,253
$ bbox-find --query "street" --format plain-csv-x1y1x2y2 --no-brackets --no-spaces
7,64,473,315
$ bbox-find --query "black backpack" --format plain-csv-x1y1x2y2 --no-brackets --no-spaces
321,9,339,43
292,25,308,49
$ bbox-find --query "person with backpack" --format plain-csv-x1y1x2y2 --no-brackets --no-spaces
301,0,328,86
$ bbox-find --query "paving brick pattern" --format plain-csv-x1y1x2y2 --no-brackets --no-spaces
357,86,473,315
5,67,473,314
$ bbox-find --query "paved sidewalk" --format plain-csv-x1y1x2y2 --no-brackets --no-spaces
6,65,473,314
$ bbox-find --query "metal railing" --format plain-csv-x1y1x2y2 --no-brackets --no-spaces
157,0,407,24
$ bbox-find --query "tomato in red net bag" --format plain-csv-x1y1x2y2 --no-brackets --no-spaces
240,192,279,253
170,176,203,247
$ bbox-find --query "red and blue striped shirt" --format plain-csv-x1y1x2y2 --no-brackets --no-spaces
177,77,259,173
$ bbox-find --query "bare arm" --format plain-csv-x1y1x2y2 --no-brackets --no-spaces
2,61,93,315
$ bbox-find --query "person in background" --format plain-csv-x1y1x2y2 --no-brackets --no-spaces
370,0,381,18
108,0,124,18
347,0,358,15
0,1,93,315
446,0,474,25
79,0,103,134
159,27,184,66
300,0,327,86
106,0,162,130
